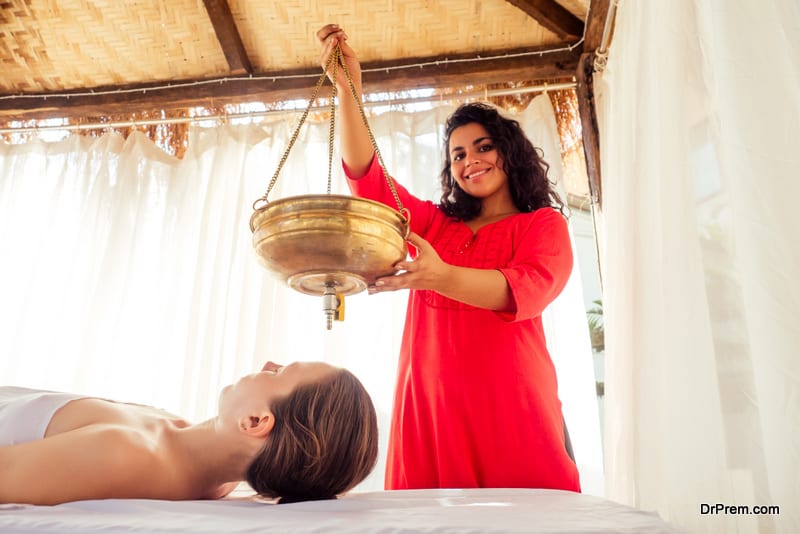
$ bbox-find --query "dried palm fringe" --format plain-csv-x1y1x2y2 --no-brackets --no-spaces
0,83,590,204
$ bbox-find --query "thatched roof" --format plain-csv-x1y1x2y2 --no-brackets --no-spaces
1,0,612,121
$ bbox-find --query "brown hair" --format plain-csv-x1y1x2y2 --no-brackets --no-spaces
245,368,378,503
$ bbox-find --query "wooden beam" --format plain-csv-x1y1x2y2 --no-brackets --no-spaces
0,46,580,121
572,0,617,207
202,0,252,75
582,0,613,52
575,52,602,205
504,0,584,40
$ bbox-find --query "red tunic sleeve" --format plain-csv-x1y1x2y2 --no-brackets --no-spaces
496,208,573,322
344,154,439,241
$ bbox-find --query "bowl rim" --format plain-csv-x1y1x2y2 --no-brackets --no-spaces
249,194,408,233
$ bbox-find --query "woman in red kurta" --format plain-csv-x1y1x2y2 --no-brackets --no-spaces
318,24,581,492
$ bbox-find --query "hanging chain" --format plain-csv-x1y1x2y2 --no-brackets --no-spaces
326,50,338,195
336,47,408,222
252,43,409,227
251,49,339,211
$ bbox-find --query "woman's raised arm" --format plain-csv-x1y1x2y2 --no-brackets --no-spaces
317,24,375,177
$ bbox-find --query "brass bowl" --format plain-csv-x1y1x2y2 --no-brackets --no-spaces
250,194,408,296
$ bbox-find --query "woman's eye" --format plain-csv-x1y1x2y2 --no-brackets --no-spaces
452,153,465,162
478,143,494,152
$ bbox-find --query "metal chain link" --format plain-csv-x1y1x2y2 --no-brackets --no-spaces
326,49,339,195
336,46,408,221
251,49,339,210
252,43,409,226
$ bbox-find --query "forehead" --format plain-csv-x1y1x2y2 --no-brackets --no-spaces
283,361,335,383
449,122,491,147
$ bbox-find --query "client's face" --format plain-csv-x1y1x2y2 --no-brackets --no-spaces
218,361,335,419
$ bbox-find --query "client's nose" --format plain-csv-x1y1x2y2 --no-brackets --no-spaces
261,361,282,372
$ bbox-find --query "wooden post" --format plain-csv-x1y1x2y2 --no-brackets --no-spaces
576,52,602,205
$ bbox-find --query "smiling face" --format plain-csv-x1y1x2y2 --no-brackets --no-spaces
218,361,335,425
448,122,513,205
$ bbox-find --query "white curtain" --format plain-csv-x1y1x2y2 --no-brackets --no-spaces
597,0,799,532
0,98,602,493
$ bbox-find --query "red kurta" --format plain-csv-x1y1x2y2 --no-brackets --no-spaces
346,156,580,492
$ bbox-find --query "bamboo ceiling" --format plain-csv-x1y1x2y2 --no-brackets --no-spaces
0,0,613,122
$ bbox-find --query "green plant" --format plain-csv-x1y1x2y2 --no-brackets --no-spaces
586,299,604,351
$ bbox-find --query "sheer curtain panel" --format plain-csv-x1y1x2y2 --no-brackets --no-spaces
0,99,602,493
597,0,800,532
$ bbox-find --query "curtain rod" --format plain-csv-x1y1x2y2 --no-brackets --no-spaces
0,81,576,135
593,0,620,73
598,0,620,55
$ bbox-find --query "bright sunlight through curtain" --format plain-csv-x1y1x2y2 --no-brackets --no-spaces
0,97,602,494
596,0,800,532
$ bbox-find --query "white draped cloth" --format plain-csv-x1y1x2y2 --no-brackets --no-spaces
597,0,800,532
0,98,602,494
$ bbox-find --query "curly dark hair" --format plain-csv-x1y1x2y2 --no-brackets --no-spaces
438,102,566,220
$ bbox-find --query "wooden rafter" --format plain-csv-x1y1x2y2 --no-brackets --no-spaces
0,46,580,121
571,0,617,208
582,0,613,52
575,57,602,205
202,0,252,75
504,0,584,40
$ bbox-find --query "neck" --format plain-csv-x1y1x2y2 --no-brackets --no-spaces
478,193,518,220
478,205,520,222
173,418,262,495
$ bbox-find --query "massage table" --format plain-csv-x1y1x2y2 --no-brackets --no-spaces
0,488,683,533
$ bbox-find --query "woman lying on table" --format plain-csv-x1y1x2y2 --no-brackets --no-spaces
0,361,378,505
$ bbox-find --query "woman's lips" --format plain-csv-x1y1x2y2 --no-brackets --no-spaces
466,168,489,180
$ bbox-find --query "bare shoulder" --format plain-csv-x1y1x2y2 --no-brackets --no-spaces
0,424,186,505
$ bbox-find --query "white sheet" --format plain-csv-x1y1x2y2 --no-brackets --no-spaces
0,488,683,533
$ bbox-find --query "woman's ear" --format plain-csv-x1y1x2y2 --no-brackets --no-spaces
239,411,275,438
